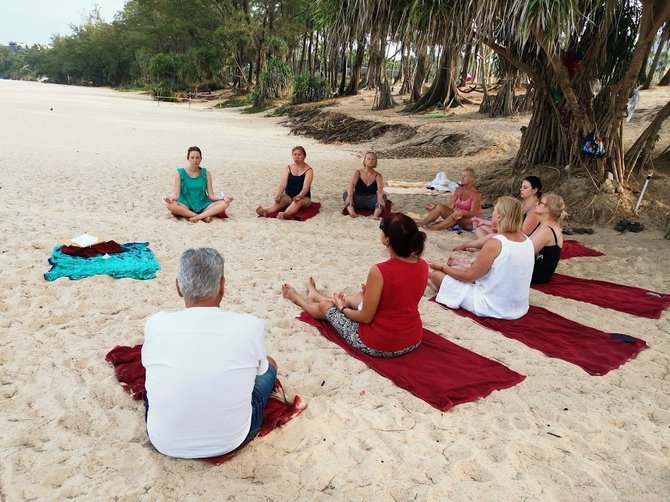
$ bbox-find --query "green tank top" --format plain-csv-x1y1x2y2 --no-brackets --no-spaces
176,167,211,214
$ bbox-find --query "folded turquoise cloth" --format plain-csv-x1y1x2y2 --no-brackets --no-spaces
44,242,160,281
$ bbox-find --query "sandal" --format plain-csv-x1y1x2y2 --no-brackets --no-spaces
628,221,644,233
614,219,630,232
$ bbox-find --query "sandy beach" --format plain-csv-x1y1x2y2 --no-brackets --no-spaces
0,79,668,501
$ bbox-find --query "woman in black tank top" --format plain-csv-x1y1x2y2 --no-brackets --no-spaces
529,194,566,284
343,151,387,219
256,146,314,219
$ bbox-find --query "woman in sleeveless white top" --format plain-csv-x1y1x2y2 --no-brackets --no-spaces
429,196,534,320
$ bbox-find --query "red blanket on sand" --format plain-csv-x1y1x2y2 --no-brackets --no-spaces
264,202,321,221
105,345,306,465
532,273,670,319
560,240,604,259
340,200,393,217
298,311,525,411
435,302,647,375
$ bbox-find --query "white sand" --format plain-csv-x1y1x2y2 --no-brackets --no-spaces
1,79,668,501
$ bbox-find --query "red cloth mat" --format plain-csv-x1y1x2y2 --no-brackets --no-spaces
340,200,393,217
298,311,524,411
105,345,306,464
263,202,321,221
532,273,670,319
214,210,228,218
61,240,124,258
436,301,648,375
561,240,604,259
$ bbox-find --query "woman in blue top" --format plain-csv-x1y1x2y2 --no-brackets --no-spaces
256,146,314,219
165,146,233,223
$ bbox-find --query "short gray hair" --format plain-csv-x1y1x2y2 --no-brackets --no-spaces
176,248,224,301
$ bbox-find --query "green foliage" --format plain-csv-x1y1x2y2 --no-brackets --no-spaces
251,58,293,109
291,74,332,104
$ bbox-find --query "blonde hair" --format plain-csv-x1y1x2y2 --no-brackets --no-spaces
495,196,523,233
463,167,476,179
543,193,567,225
363,151,378,168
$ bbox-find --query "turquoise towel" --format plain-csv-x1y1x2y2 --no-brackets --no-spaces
44,242,160,281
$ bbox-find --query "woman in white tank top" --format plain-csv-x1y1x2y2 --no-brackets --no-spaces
428,196,534,320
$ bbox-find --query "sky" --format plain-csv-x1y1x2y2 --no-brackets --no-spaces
1,0,128,45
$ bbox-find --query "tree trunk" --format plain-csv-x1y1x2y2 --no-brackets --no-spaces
399,45,413,94
409,46,427,103
660,66,670,86
344,37,365,96
372,80,395,110
642,23,670,89
459,39,474,86
404,47,462,113
338,43,349,95
624,100,670,173
298,31,308,74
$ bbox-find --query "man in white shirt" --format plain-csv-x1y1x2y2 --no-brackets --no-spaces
142,247,277,458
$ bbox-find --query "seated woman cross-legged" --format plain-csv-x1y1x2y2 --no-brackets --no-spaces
418,168,482,232
281,213,428,357
164,146,233,223
256,146,313,220
429,196,534,320
529,194,565,284
343,151,387,219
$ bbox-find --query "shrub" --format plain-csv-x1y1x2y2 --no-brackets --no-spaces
291,74,332,105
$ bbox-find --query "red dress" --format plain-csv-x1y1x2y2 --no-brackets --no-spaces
358,258,429,352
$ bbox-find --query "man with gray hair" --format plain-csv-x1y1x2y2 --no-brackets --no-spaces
142,247,277,458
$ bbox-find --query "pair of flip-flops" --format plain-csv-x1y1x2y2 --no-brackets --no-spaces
615,219,644,232
563,227,595,235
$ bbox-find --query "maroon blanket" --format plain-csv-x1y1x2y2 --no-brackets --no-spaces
561,240,604,260
298,311,524,411
264,202,321,221
61,240,124,258
438,302,647,375
532,273,670,319
340,200,393,217
105,345,306,464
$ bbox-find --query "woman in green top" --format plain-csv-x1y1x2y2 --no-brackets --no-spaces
164,146,233,223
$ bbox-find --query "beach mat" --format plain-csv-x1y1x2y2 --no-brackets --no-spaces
264,202,321,221
532,273,670,319
561,240,604,260
297,311,525,411
44,242,160,281
435,301,647,375
105,345,306,465
340,200,392,217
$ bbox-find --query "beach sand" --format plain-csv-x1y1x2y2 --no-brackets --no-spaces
0,79,668,501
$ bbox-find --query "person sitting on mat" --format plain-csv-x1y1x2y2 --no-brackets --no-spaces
281,212,428,357
418,168,482,231
428,196,534,320
164,146,233,223
142,248,277,459
529,193,565,284
470,175,542,241
256,146,313,220
343,151,387,219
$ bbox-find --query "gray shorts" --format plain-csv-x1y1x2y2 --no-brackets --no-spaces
342,192,387,211
324,306,419,358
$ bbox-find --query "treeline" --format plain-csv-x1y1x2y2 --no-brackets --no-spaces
2,0,669,192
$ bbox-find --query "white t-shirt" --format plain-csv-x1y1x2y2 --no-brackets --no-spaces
436,234,534,320
142,307,269,458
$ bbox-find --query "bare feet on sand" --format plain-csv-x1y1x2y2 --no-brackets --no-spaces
256,206,267,217
281,283,299,303
425,202,437,211
306,277,320,302
346,205,357,218
277,212,285,219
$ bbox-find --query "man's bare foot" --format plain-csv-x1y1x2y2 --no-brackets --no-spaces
189,216,200,223
256,206,267,217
